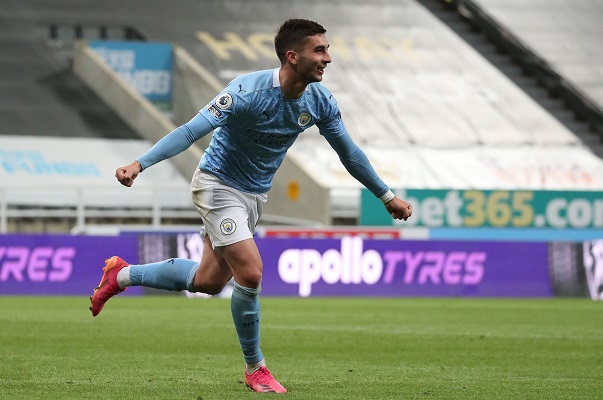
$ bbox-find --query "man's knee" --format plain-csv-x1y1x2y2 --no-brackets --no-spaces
238,269,263,289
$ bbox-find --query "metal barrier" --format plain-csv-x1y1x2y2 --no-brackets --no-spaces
0,185,196,234
0,184,329,234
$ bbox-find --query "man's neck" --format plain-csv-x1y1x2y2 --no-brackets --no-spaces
278,66,307,99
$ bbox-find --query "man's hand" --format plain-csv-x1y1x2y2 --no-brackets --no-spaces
115,161,142,187
384,196,412,221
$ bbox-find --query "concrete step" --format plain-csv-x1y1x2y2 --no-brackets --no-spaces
417,0,602,156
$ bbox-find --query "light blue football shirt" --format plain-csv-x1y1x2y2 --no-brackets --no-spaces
199,68,346,194
137,68,389,198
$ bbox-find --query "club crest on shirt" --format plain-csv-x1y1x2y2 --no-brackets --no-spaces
215,93,233,110
220,218,236,235
297,112,312,127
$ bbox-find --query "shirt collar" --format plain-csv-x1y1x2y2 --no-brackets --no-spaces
272,68,280,88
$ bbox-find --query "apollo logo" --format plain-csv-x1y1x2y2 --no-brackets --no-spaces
278,237,383,297
277,237,487,297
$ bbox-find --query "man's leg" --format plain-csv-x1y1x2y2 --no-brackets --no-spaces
125,258,199,290
89,256,200,317
191,235,234,294
219,238,264,366
218,238,287,393
90,236,232,317
126,235,233,294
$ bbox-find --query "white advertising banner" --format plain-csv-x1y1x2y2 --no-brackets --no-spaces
0,135,191,208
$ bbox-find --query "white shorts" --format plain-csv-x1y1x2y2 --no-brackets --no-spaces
191,169,267,248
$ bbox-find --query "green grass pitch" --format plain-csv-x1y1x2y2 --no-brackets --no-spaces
1,296,601,399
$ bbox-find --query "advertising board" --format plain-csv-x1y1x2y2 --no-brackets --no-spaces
361,189,603,229
0,235,141,295
90,41,173,112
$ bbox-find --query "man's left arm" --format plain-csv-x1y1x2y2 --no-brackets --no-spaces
323,131,412,221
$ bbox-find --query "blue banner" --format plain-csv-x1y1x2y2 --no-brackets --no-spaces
90,41,173,110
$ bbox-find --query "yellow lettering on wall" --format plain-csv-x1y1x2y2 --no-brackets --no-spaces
248,33,278,60
195,31,416,64
379,37,418,62
196,32,258,60
329,36,352,62
354,36,396,62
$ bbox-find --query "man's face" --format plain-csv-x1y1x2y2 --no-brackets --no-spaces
294,34,332,83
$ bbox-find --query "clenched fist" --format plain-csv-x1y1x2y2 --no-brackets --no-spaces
115,161,142,187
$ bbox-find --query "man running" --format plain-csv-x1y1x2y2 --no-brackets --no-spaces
90,19,412,393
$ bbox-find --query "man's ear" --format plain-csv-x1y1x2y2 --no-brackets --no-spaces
286,50,298,65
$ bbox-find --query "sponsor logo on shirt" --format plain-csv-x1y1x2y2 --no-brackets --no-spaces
248,130,296,146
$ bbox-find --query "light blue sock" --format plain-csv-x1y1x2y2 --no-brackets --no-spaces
129,258,199,292
231,281,264,364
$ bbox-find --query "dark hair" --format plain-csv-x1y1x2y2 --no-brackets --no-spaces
274,19,326,63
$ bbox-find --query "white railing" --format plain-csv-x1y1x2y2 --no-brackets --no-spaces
0,184,196,234
0,184,332,234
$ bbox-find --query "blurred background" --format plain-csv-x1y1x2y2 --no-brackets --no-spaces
1,0,602,300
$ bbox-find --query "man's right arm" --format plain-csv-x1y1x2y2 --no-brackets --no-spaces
115,113,214,187
136,113,214,170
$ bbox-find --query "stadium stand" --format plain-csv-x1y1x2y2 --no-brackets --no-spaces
432,0,603,149
2,0,603,232
0,0,142,139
